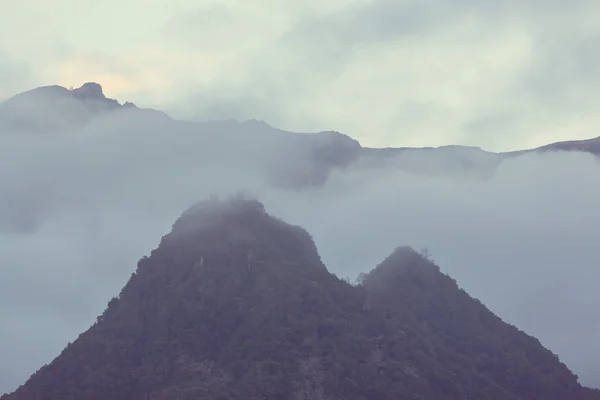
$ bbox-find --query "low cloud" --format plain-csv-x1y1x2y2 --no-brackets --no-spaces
0,108,599,393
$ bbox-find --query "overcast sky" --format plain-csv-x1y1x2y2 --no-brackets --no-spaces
2,0,600,151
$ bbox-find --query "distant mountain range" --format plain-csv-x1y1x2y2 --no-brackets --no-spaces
0,82,170,131
2,195,599,400
1,82,598,189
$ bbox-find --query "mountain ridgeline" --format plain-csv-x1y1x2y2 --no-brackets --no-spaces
3,195,599,400
0,82,169,134
2,82,600,192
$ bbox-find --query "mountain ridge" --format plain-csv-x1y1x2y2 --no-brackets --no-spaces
3,81,599,192
1,82,598,157
0,82,169,133
3,195,599,399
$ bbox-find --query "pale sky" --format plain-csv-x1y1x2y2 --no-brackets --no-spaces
2,0,600,150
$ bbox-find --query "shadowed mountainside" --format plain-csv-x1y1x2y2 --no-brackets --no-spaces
3,195,599,400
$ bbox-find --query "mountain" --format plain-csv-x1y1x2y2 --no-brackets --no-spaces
1,82,599,189
540,136,600,154
0,82,169,133
3,195,599,400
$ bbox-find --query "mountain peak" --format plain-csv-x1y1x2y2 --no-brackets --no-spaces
155,193,325,275
3,198,599,400
71,82,105,99
362,245,440,285
360,245,592,400
174,193,266,229
0,82,172,132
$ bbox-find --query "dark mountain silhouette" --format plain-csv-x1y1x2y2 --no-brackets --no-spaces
3,195,599,400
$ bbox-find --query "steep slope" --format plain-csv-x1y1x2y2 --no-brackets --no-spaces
3,196,599,400
361,247,598,400
0,196,370,400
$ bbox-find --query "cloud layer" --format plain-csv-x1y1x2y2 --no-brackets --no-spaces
1,109,599,393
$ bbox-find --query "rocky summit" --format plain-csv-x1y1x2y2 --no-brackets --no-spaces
0,82,169,133
2,195,599,400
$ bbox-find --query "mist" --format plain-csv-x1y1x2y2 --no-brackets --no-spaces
1,109,599,393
